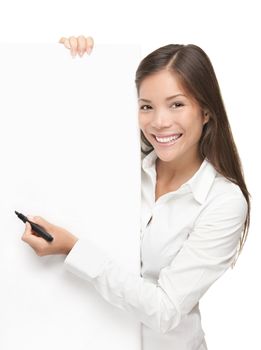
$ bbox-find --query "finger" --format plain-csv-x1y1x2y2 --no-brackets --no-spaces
77,35,87,57
27,215,56,233
22,222,47,251
86,36,94,55
23,216,39,238
21,222,36,242
69,36,78,57
22,222,37,239
59,37,71,50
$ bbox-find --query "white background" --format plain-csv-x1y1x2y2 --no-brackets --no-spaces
0,0,260,349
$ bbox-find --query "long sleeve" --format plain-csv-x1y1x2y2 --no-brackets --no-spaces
64,192,248,335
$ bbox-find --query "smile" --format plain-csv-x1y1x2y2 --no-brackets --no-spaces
153,133,183,145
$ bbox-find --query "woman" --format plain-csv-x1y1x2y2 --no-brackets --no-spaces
22,36,251,350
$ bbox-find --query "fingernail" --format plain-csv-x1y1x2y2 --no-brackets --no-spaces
28,215,34,221
86,47,92,55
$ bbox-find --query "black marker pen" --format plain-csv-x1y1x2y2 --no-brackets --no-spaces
15,211,54,242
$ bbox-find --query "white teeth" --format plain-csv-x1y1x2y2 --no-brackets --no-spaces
155,134,181,143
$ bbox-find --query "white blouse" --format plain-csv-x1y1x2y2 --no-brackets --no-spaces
64,149,248,350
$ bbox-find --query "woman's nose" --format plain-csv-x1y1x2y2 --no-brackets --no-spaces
150,109,173,129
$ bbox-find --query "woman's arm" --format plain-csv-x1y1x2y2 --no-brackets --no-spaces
64,191,248,334
22,189,246,334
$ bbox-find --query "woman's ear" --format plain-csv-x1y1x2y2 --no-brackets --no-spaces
203,111,209,125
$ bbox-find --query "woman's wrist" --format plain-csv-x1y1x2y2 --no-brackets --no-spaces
63,235,79,255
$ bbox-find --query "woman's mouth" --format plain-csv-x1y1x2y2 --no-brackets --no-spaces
153,133,183,146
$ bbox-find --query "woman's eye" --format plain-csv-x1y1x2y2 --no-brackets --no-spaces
172,102,183,108
140,103,183,111
140,105,152,111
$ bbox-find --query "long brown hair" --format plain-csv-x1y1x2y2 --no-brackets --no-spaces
135,44,250,267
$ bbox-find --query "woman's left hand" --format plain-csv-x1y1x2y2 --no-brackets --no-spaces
21,216,78,256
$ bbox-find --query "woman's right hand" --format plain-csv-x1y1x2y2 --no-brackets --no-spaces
59,35,94,57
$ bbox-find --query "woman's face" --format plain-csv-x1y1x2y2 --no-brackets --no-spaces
138,69,209,165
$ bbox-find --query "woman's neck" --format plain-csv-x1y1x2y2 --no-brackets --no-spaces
156,153,204,187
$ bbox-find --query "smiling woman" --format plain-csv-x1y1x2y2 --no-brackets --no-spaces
134,45,251,350
136,44,250,259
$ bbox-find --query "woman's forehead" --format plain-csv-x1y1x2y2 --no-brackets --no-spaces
139,70,185,97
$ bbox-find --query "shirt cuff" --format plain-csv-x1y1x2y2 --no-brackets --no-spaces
64,238,110,282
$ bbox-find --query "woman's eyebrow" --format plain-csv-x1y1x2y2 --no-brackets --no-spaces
138,94,186,102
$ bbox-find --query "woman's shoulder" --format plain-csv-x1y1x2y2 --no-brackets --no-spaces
206,164,248,213
191,165,248,231
212,166,243,195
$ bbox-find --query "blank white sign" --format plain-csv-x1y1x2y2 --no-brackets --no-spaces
0,44,142,349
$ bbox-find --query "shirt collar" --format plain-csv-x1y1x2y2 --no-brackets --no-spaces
141,149,217,205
